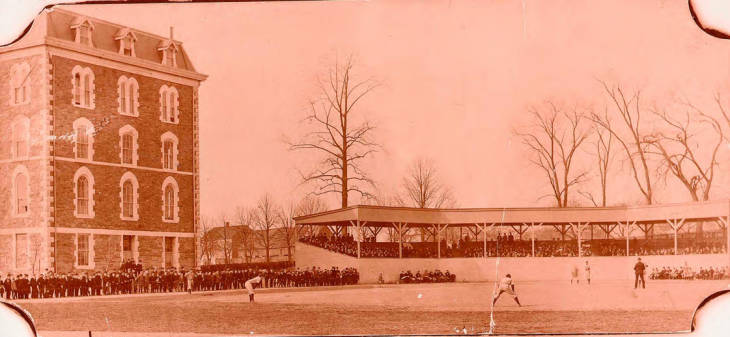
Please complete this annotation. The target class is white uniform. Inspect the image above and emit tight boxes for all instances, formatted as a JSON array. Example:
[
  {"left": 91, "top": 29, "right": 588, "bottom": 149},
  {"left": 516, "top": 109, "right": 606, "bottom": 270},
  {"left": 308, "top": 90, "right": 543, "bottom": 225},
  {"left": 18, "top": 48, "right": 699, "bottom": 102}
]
[
  {"left": 496, "top": 276, "right": 515, "bottom": 296},
  {"left": 245, "top": 276, "right": 262, "bottom": 295}
]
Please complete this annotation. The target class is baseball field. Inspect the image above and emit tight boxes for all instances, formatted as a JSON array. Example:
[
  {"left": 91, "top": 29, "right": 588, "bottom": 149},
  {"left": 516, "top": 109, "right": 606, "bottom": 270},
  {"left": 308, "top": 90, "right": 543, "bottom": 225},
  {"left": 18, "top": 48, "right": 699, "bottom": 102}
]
[{"left": 19, "top": 279, "right": 727, "bottom": 336}]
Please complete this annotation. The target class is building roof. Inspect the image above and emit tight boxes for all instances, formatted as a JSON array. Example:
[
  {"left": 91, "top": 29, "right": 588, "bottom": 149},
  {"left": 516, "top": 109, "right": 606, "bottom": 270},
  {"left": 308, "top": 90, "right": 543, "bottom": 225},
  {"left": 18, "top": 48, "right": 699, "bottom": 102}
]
[
  {"left": 204, "top": 225, "right": 290, "bottom": 248},
  {"left": 293, "top": 200, "right": 730, "bottom": 227},
  {"left": 46, "top": 8, "right": 197, "bottom": 71},
  {"left": 0, "top": 8, "right": 206, "bottom": 82}
]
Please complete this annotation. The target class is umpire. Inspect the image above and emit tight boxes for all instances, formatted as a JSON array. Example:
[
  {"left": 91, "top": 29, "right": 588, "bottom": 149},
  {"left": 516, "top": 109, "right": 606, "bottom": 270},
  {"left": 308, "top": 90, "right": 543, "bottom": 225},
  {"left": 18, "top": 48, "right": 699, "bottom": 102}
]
[{"left": 634, "top": 257, "right": 647, "bottom": 289}]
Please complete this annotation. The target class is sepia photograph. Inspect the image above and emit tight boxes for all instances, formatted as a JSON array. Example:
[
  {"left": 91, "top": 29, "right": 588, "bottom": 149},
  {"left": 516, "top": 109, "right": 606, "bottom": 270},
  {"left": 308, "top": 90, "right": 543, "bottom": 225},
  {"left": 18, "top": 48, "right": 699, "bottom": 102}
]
[{"left": 0, "top": 0, "right": 730, "bottom": 336}]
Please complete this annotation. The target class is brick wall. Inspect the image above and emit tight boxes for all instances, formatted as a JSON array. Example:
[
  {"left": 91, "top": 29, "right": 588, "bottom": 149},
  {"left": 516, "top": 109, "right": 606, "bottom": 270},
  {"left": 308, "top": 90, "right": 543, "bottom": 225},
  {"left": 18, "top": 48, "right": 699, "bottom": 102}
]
[
  {"left": 0, "top": 235, "right": 12, "bottom": 270},
  {"left": 55, "top": 233, "right": 75, "bottom": 273},
  {"left": 139, "top": 235, "right": 163, "bottom": 267},
  {"left": 178, "top": 237, "right": 195, "bottom": 268},
  {"left": 0, "top": 53, "right": 48, "bottom": 229},
  {"left": 51, "top": 56, "right": 194, "bottom": 170},
  {"left": 92, "top": 234, "right": 122, "bottom": 271},
  {"left": 50, "top": 56, "right": 195, "bottom": 234}
]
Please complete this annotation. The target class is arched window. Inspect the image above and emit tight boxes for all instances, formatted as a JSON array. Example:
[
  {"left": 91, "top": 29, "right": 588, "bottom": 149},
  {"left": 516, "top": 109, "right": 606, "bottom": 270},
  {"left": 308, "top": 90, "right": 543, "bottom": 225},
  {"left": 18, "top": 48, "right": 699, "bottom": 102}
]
[
  {"left": 119, "top": 172, "right": 139, "bottom": 221},
  {"left": 159, "top": 85, "right": 179, "bottom": 124},
  {"left": 164, "top": 185, "right": 175, "bottom": 220},
  {"left": 15, "top": 173, "right": 28, "bottom": 215},
  {"left": 9, "top": 62, "right": 31, "bottom": 105},
  {"left": 73, "top": 166, "right": 95, "bottom": 218},
  {"left": 160, "top": 132, "right": 179, "bottom": 171},
  {"left": 73, "top": 118, "right": 94, "bottom": 161},
  {"left": 11, "top": 115, "right": 30, "bottom": 159},
  {"left": 118, "top": 125, "right": 139, "bottom": 166},
  {"left": 11, "top": 165, "right": 30, "bottom": 217},
  {"left": 71, "top": 66, "right": 95, "bottom": 109},
  {"left": 123, "top": 181, "right": 134, "bottom": 217},
  {"left": 161, "top": 176, "right": 180, "bottom": 223},
  {"left": 77, "top": 176, "right": 89, "bottom": 215},
  {"left": 117, "top": 76, "right": 139, "bottom": 116}
]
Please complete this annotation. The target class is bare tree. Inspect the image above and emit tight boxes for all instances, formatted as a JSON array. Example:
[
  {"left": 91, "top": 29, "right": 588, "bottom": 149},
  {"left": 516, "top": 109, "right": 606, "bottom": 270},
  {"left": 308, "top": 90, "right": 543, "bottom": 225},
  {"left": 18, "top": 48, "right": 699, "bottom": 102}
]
[
  {"left": 219, "top": 213, "right": 234, "bottom": 265},
  {"left": 580, "top": 116, "right": 614, "bottom": 207},
  {"left": 234, "top": 207, "right": 256, "bottom": 263},
  {"left": 252, "top": 194, "right": 279, "bottom": 263},
  {"left": 294, "top": 195, "right": 330, "bottom": 238},
  {"left": 278, "top": 203, "right": 298, "bottom": 262},
  {"left": 364, "top": 188, "right": 406, "bottom": 207},
  {"left": 197, "top": 216, "right": 217, "bottom": 265},
  {"left": 590, "top": 82, "right": 654, "bottom": 204},
  {"left": 516, "top": 102, "right": 590, "bottom": 207},
  {"left": 643, "top": 99, "right": 725, "bottom": 237},
  {"left": 288, "top": 57, "right": 379, "bottom": 208},
  {"left": 401, "top": 157, "right": 457, "bottom": 208}
]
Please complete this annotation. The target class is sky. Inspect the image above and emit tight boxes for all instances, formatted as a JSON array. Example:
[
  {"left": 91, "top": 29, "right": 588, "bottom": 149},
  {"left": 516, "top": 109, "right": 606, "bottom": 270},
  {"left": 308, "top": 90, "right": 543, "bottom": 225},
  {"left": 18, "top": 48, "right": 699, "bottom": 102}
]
[{"left": 57, "top": 0, "right": 730, "bottom": 218}]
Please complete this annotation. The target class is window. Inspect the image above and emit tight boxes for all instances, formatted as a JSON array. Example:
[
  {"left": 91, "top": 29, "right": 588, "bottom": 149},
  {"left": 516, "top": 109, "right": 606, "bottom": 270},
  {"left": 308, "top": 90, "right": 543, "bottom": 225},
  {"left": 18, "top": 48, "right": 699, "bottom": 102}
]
[
  {"left": 122, "top": 235, "right": 136, "bottom": 262},
  {"left": 123, "top": 181, "right": 134, "bottom": 218},
  {"left": 117, "top": 76, "right": 139, "bottom": 116},
  {"left": 71, "top": 16, "right": 94, "bottom": 47},
  {"left": 122, "top": 134, "right": 133, "bottom": 163},
  {"left": 115, "top": 28, "right": 137, "bottom": 57},
  {"left": 9, "top": 62, "right": 30, "bottom": 105},
  {"left": 164, "top": 185, "right": 175, "bottom": 220},
  {"left": 165, "top": 50, "right": 175, "bottom": 66},
  {"left": 71, "top": 66, "right": 95, "bottom": 109},
  {"left": 119, "top": 172, "right": 139, "bottom": 221},
  {"left": 163, "top": 141, "right": 174, "bottom": 169},
  {"left": 161, "top": 176, "right": 180, "bottom": 223},
  {"left": 159, "top": 85, "right": 179, "bottom": 123},
  {"left": 160, "top": 132, "right": 179, "bottom": 171},
  {"left": 73, "top": 118, "right": 95, "bottom": 161},
  {"left": 15, "top": 234, "right": 28, "bottom": 269},
  {"left": 73, "top": 166, "right": 95, "bottom": 218},
  {"left": 118, "top": 125, "right": 139, "bottom": 166},
  {"left": 158, "top": 39, "right": 178, "bottom": 67},
  {"left": 11, "top": 115, "right": 29, "bottom": 159},
  {"left": 77, "top": 176, "right": 89, "bottom": 215},
  {"left": 163, "top": 237, "right": 179, "bottom": 268},
  {"left": 77, "top": 234, "right": 90, "bottom": 267},
  {"left": 11, "top": 165, "right": 30, "bottom": 217},
  {"left": 77, "top": 126, "right": 88, "bottom": 159}
]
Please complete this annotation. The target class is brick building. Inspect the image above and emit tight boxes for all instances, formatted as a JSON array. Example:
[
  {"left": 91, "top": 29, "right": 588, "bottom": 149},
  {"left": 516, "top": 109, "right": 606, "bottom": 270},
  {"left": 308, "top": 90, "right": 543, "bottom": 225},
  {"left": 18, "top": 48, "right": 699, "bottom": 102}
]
[
  {"left": 0, "top": 8, "right": 206, "bottom": 274},
  {"left": 201, "top": 225, "right": 293, "bottom": 265}
]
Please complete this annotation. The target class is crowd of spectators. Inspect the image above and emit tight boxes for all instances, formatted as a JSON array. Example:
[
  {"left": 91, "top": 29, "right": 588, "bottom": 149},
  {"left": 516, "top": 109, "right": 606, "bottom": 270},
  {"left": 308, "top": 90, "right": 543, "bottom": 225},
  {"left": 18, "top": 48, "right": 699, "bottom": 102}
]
[
  {"left": 0, "top": 261, "right": 358, "bottom": 300},
  {"left": 300, "top": 232, "right": 726, "bottom": 258},
  {"left": 650, "top": 265, "right": 728, "bottom": 280},
  {"left": 399, "top": 269, "right": 456, "bottom": 283}
]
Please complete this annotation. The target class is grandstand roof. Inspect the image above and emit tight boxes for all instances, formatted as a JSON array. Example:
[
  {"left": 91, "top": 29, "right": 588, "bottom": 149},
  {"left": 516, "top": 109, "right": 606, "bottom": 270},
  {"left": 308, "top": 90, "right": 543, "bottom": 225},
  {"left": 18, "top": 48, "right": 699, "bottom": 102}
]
[{"left": 293, "top": 200, "right": 730, "bottom": 228}]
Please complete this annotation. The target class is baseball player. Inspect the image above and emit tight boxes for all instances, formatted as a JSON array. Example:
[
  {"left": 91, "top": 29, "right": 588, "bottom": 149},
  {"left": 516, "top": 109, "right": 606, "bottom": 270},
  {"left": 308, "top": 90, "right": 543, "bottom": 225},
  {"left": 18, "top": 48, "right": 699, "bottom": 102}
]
[
  {"left": 245, "top": 275, "right": 262, "bottom": 302},
  {"left": 492, "top": 274, "right": 521, "bottom": 307}
]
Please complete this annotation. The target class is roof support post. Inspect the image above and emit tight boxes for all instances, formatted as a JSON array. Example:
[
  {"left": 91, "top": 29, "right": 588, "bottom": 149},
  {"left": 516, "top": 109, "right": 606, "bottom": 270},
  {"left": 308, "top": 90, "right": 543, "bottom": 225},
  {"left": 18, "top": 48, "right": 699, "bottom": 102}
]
[
  {"left": 621, "top": 221, "right": 636, "bottom": 256},
  {"left": 482, "top": 223, "right": 487, "bottom": 258},
  {"left": 524, "top": 222, "right": 542, "bottom": 257},
  {"left": 570, "top": 222, "right": 590, "bottom": 258},
  {"left": 434, "top": 224, "right": 441, "bottom": 259},
  {"left": 350, "top": 220, "right": 361, "bottom": 259},
  {"left": 667, "top": 218, "right": 686, "bottom": 256},
  {"left": 393, "top": 222, "right": 408, "bottom": 259}
]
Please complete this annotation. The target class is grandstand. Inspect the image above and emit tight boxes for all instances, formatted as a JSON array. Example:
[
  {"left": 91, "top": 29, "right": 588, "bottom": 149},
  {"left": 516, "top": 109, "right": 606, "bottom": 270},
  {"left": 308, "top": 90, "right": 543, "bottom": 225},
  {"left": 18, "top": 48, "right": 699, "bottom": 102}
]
[{"left": 293, "top": 200, "right": 730, "bottom": 283}]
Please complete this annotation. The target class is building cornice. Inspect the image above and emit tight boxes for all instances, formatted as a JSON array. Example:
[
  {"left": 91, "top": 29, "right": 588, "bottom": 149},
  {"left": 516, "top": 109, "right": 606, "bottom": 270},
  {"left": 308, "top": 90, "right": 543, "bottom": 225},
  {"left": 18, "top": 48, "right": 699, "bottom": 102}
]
[{"left": 45, "top": 37, "right": 207, "bottom": 83}]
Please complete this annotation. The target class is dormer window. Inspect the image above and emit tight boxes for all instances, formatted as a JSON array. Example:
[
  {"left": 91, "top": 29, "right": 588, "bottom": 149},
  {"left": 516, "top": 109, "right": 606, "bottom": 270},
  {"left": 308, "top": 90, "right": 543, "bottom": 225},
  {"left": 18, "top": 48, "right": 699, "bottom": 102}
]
[
  {"left": 158, "top": 27, "right": 179, "bottom": 68},
  {"left": 114, "top": 27, "right": 137, "bottom": 57},
  {"left": 71, "top": 16, "right": 95, "bottom": 47}
]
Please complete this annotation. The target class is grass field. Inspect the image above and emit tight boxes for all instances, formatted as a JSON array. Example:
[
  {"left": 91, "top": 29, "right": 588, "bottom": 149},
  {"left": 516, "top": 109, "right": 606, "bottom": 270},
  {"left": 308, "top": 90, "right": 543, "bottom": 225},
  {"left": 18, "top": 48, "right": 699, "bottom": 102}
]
[{"left": 19, "top": 280, "right": 729, "bottom": 336}]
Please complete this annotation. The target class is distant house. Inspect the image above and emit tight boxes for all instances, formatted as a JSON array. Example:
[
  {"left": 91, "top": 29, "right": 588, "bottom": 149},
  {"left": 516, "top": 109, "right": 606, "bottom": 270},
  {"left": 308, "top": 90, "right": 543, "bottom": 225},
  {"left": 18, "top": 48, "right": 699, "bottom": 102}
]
[{"left": 200, "top": 225, "right": 292, "bottom": 265}]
